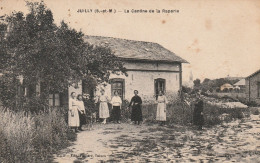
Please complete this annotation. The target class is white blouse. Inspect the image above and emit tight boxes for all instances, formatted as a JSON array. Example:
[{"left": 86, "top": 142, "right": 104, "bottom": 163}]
[
  {"left": 69, "top": 98, "right": 78, "bottom": 111},
  {"left": 111, "top": 96, "right": 122, "bottom": 106},
  {"left": 77, "top": 100, "right": 85, "bottom": 111},
  {"left": 157, "top": 95, "right": 168, "bottom": 104}
]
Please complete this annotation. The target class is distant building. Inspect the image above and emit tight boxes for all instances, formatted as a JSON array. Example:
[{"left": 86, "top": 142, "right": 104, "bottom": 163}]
[
  {"left": 220, "top": 83, "right": 233, "bottom": 91},
  {"left": 234, "top": 79, "right": 245, "bottom": 92},
  {"left": 245, "top": 69, "right": 260, "bottom": 104}
]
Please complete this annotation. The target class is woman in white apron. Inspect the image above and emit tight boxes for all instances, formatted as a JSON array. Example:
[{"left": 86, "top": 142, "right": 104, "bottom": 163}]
[
  {"left": 98, "top": 90, "right": 110, "bottom": 124},
  {"left": 68, "top": 92, "right": 80, "bottom": 132},
  {"left": 156, "top": 90, "right": 168, "bottom": 126}
]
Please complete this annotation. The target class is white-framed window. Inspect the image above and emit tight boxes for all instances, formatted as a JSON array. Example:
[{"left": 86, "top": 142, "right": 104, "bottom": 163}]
[
  {"left": 49, "top": 93, "right": 60, "bottom": 106},
  {"left": 110, "top": 78, "right": 125, "bottom": 100},
  {"left": 154, "top": 78, "right": 166, "bottom": 97}
]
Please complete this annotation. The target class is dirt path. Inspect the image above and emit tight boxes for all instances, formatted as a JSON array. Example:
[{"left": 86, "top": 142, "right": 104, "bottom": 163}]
[{"left": 54, "top": 114, "right": 260, "bottom": 163}]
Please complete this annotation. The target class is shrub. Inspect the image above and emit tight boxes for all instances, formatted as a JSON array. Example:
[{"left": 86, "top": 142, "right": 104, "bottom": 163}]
[
  {"left": 0, "top": 107, "right": 75, "bottom": 162},
  {"left": 121, "top": 99, "right": 250, "bottom": 127},
  {"left": 203, "top": 103, "right": 250, "bottom": 126}
]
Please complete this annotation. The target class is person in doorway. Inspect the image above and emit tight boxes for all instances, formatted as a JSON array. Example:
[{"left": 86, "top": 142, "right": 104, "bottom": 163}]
[
  {"left": 97, "top": 89, "right": 110, "bottom": 124},
  {"left": 156, "top": 90, "right": 168, "bottom": 126},
  {"left": 193, "top": 91, "right": 204, "bottom": 130},
  {"left": 83, "top": 93, "right": 96, "bottom": 122},
  {"left": 68, "top": 92, "right": 80, "bottom": 132},
  {"left": 128, "top": 90, "right": 143, "bottom": 125},
  {"left": 111, "top": 91, "right": 122, "bottom": 123},
  {"left": 77, "top": 94, "right": 86, "bottom": 131}
]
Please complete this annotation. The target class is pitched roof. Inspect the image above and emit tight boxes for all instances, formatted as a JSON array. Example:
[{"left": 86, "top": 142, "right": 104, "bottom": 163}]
[
  {"left": 234, "top": 79, "right": 245, "bottom": 86},
  {"left": 221, "top": 83, "right": 233, "bottom": 87},
  {"left": 84, "top": 36, "right": 188, "bottom": 63},
  {"left": 246, "top": 69, "right": 260, "bottom": 79}
]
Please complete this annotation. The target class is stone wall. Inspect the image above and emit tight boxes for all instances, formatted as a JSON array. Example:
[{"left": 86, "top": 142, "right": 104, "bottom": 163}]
[
  {"left": 66, "top": 62, "right": 182, "bottom": 104},
  {"left": 97, "top": 62, "right": 181, "bottom": 102},
  {"left": 246, "top": 72, "right": 260, "bottom": 104}
]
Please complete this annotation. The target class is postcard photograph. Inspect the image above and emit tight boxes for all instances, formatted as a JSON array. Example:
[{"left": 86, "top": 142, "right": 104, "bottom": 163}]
[{"left": 0, "top": 0, "right": 260, "bottom": 162}]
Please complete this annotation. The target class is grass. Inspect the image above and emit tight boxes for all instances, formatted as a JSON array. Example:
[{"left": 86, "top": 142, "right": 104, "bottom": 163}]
[
  {"left": 120, "top": 98, "right": 251, "bottom": 127},
  {"left": 0, "top": 107, "right": 76, "bottom": 163}
]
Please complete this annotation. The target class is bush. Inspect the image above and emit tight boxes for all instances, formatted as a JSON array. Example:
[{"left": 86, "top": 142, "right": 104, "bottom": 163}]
[
  {"left": 245, "top": 101, "right": 259, "bottom": 107},
  {"left": 0, "top": 107, "right": 75, "bottom": 162},
  {"left": 120, "top": 98, "right": 250, "bottom": 127},
  {"left": 203, "top": 103, "right": 250, "bottom": 126}
]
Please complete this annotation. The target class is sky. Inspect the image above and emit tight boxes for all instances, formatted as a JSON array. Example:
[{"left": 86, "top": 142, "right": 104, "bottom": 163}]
[{"left": 1, "top": 0, "right": 260, "bottom": 83}]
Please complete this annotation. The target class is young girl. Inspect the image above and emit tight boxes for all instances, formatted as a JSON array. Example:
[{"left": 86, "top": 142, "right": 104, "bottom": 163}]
[{"left": 111, "top": 91, "right": 122, "bottom": 123}]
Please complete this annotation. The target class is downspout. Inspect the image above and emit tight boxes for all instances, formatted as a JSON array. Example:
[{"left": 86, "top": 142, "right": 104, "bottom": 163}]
[{"left": 179, "top": 63, "right": 182, "bottom": 92}]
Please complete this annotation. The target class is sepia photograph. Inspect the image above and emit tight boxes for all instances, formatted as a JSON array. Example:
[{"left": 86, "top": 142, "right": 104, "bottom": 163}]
[{"left": 0, "top": 0, "right": 260, "bottom": 162}]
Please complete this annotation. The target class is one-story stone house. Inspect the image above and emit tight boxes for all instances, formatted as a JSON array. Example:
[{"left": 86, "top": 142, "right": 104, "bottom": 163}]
[
  {"left": 78, "top": 36, "right": 188, "bottom": 103},
  {"left": 245, "top": 69, "right": 260, "bottom": 105},
  {"left": 16, "top": 36, "right": 188, "bottom": 107}
]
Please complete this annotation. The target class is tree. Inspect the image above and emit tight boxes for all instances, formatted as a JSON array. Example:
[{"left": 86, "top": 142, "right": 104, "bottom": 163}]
[
  {"left": 193, "top": 78, "right": 201, "bottom": 88},
  {"left": 0, "top": 1, "right": 126, "bottom": 111},
  {"left": 202, "top": 78, "right": 210, "bottom": 84}
]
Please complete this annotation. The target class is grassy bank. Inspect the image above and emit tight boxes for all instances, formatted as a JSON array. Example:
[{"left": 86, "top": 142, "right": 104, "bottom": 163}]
[{"left": 0, "top": 107, "right": 76, "bottom": 163}]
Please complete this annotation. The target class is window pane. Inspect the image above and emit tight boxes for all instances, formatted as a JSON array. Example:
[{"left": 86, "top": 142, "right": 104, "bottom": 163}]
[
  {"left": 54, "top": 93, "right": 60, "bottom": 106},
  {"left": 49, "top": 99, "right": 53, "bottom": 106},
  {"left": 55, "top": 93, "right": 59, "bottom": 98},
  {"left": 49, "top": 94, "right": 53, "bottom": 106},
  {"left": 155, "top": 79, "right": 166, "bottom": 95},
  {"left": 111, "top": 80, "right": 124, "bottom": 99}
]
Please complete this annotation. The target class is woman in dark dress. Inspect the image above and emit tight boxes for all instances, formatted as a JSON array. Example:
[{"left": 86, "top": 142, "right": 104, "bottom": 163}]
[
  {"left": 128, "top": 90, "right": 143, "bottom": 125},
  {"left": 193, "top": 92, "right": 204, "bottom": 130}
]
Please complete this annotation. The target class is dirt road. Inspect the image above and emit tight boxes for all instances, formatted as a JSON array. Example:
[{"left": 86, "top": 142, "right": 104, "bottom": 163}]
[{"left": 54, "top": 114, "right": 260, "bottom": 163}]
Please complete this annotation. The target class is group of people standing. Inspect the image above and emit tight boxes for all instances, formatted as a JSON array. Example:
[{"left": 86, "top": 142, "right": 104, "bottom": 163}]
[
  {"left": 68, "top": 89, "right": 204, "bottom": 132},
  {"left": 68, "top": 89, "right": 170, "bottom": 132}
]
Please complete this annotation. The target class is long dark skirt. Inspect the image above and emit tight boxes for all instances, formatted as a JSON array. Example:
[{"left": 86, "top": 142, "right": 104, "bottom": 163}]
[
  {"left": 78, "top": 111, "right": 86, "bottom": 127},
  {"left": 111, "top": 106, "right": 121, "bottom": 122},
  {"left": 131, "top": 105, "right": 143, "bottom": 121},
  {"left": 193, "top": 113, "right": 204, "bottom": 126}
]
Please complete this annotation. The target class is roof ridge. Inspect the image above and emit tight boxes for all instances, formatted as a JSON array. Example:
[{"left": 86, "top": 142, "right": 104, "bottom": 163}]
[
  {"left": 246, "top": 69, "right": 260, "bottom": 79},
  {"left": 84, "top": 35, "right": 160, "bottom": 44},
  {"left": 84, "top": 35, "right": 189, "bottom": 63}
]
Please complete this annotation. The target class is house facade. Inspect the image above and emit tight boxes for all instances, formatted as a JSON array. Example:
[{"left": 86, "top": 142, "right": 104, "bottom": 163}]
[
  {"left": 245, "top": 69, "right": 260, "bottom": 104},
  {"left": 66, "top": 36, "right": 188, "bottom": 104},
  {"left": 234, "top": 79, "right": 245, "bottom": 92},
  {"left": 220, "top": 83, "right": 233, "bottom": 91}
]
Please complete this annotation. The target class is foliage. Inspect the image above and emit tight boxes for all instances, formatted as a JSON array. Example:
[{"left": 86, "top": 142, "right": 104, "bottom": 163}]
[
  {"left": 193, "top": 78, "right": 201, "bottom": 89},
  {"left": 0, "top": 1, "right": 126, "bottom": 110},
  {"left": 0, "top": 106, "right": 75, "bottom": 162},
  {"left": 182, "top": 86, "right": 192, "bottom": 94},
  {"left": 118, "top": 93, "right": 250, "bottom": 126},
  {"left": 0, "top": 74, "right": 18, "bottom": 110},
  {"left": 192, "top": 77, "right": 240, "bottom": 93}
]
